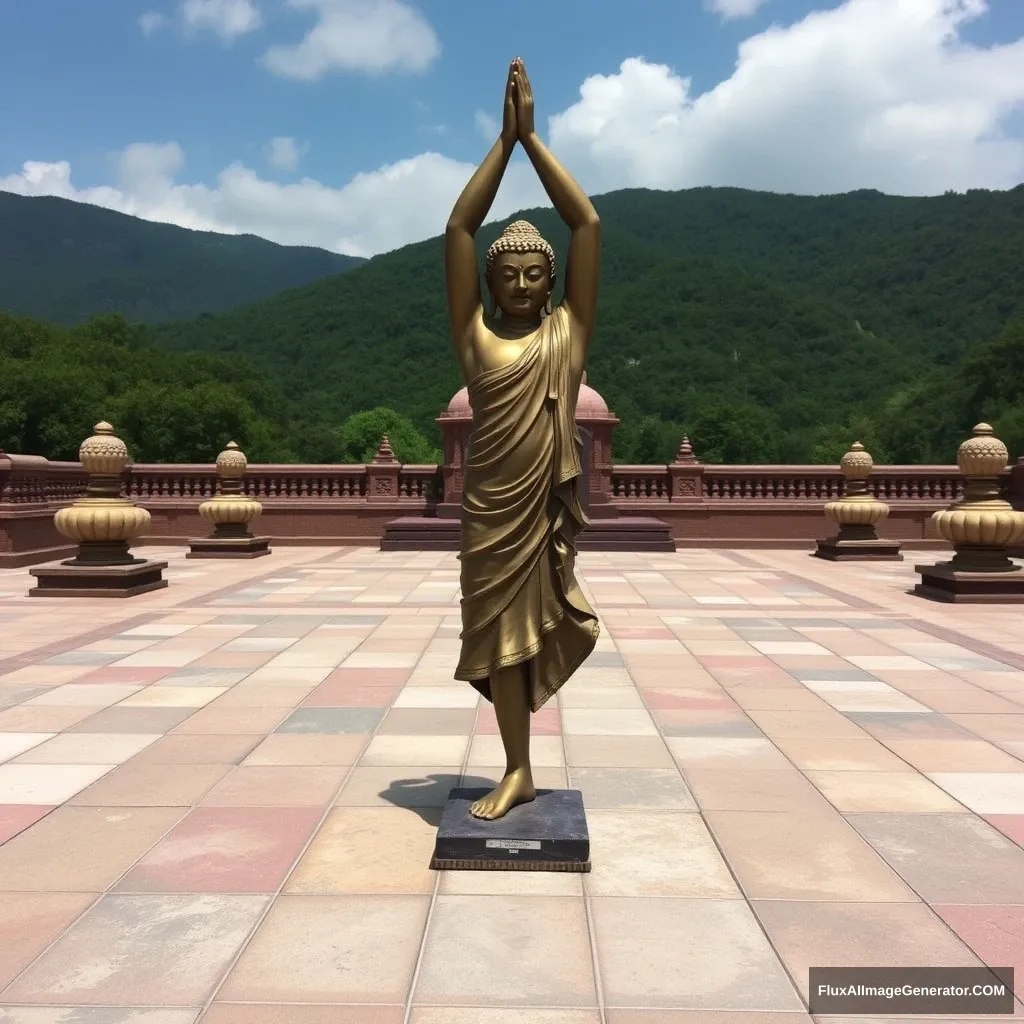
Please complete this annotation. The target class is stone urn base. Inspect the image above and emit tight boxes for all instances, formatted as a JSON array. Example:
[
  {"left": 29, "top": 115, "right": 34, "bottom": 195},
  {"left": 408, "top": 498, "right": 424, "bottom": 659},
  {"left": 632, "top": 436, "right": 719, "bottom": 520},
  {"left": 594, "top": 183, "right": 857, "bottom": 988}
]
[
  {"left": 914, "top": 561, "right": 1024, "bottom": 603},
  {"left": 814, "top": 534, "right": 904, "bottom": 561},
  {"left": 186, "top": 535, "right": 271, "bottom": 559},
  {"left": 28, "top": 559, "right": 168, "bottom": 598}
]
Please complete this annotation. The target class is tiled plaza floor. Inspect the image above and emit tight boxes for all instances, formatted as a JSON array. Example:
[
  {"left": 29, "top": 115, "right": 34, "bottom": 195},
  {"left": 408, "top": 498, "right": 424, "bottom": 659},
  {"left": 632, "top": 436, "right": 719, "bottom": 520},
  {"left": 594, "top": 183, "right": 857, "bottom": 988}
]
[{"left": 0, "top": 544, "right": 1023, "bottom": 1023}]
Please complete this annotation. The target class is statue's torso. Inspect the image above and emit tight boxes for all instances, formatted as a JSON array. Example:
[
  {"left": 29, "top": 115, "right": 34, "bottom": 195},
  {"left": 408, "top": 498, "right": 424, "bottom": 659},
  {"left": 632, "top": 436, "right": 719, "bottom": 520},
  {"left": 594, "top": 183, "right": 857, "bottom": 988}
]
[{"left": 459, "top": 317, "right": 541, "bottom": 384}]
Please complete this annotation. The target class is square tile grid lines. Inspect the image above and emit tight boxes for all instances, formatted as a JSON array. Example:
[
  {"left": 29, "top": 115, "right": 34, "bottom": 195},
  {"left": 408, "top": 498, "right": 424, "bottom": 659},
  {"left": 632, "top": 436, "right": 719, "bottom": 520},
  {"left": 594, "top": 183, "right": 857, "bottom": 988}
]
[{"left": 0, "top": 544, "right": 1023, "bottom": 1023}]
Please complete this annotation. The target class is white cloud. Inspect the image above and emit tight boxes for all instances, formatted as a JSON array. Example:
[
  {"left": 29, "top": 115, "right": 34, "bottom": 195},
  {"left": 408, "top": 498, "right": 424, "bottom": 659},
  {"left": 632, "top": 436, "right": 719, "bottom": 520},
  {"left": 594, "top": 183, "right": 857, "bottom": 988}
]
[
  {"left": 9, "top": 0, "right": 1024, "bottom": 258},
  {"left": 138, "top": 11, "right": 169, "bottom": 36},
  {"left": 474, "top": 110, "right": 500, "bottom": 141},
  {"left": 705, "top": 0, "right": 768, "bottom": 20},
  {"left": 262, "top": 0, "right": 440, "bottom": 79},
  {"left": 0, "top": 144, "right": 543, "bottom": 259},
  {"left": 180, "top": 0, "right": 262, "bottom": 40},
  {"left": 550, "top": 0, "right": 1024, "bottom": 197},
  {"left": 266, "top": 136, "right": 307, "bottom": 171}
]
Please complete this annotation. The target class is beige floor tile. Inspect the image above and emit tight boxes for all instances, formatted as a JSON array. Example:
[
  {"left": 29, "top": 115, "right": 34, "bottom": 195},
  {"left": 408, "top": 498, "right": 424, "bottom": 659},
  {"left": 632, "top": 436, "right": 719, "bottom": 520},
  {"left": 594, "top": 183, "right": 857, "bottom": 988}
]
[
  {"left": 807, "top": 770, "right": 967, "bottom": 812},
  {"left": 591, "top": 897, "right": 802, "bottom": 1010},
  {"left": 219, "top": 894, "right": 428, "bottom": 1001},
  {"left": 206, "top": 1007, "right": 404, "bottom": 1024},
  {"left": 285, "top": 806, "right": 438, "bottom": 894},
  {"left": 69, "top": 763, "right": 231, "bottom": 806},
  {"left": 586, "top": 810, "right": 739, "bottom": 897},
  {"left": 3, "top": 893, "right": 267, "bottom": 1005},
  {"left": 414, "top": 895, "right": 596, "bottom": 1006},
  {"left": 564, "top": 735, "right": 675, "bottom": 768},
  {"left": 683, "top": 767, "right": 831, "bottom": 812},
  {"left": 361, "top": 735, "right": 469, "bottom": 766},
  {"left": 14, "top": 732, "right": 160, "bottom": 764},
  {"left": 705, "top": 810, "right": 918, "bottom": 901}
]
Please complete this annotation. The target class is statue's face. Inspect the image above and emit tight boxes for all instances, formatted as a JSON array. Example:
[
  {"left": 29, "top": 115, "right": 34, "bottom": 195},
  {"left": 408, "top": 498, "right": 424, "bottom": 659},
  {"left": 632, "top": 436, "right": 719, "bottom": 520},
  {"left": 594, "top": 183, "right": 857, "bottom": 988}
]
[{"left": 489, "top": 251, "right": 552, "bottom": 319}]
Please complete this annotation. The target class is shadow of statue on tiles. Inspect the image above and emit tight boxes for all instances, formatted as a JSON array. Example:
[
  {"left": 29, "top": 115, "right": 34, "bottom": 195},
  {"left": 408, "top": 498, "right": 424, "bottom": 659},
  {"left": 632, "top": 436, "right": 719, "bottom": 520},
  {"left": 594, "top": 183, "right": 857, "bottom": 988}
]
[{"left": 378, "top": 772, "right": 497, "bottom": 825}]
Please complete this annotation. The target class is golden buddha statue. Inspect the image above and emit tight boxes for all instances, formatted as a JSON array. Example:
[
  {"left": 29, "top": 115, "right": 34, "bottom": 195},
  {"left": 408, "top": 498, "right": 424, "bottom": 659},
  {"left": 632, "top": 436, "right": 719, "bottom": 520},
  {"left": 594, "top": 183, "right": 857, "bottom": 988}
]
[{"left": 444, "top": 57, "right": 601, "bottom": 820}]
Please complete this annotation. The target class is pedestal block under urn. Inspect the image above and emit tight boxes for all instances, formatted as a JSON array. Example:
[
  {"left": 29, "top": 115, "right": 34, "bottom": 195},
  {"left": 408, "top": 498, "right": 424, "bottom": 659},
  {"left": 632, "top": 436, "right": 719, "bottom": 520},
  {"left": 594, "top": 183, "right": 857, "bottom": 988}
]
[
  {"left": 814, "top": 441, "right": 902, "bottom": 561},
  {"left": 187, "top": 442, "right": 270, "bottom": 559},
  {"left": 915, "top": 423, "right": 1024, "bottom": 603},
  {"left": 29, "top": 422, "right": 167, "bottom": 598}
]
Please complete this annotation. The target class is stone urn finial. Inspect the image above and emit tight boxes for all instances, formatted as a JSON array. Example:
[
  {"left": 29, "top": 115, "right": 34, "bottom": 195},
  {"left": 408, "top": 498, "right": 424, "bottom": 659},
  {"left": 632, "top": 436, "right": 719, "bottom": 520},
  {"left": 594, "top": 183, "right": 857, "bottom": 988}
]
[
  {"left": 215, "top": 440, "right": 247, "bottom": 480},
  {"left": 52, "top": 421, "right": 150, "bottom": 565},
  {"left": 674, "top": 435, "right": 698, "bottom": 465},
  {"left": 816, "top": 440, "right": 901, "bottom": 561},
  {"left": 193, "top": 441, "right": 267, "bottom": 555},
  {"left": 927, "top": 423, "right": 1024, "bottom": 571},
  {"left": 374, "top": 435, "right": 398, "bottom": 464}
]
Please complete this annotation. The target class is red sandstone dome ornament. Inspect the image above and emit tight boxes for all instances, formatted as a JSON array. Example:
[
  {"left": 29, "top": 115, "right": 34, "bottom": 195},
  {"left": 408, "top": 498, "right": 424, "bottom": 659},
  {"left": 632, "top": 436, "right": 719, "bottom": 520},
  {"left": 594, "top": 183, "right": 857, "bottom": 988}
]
[{"left": 442, "top": 370, "right": 610, "bottom": 421}]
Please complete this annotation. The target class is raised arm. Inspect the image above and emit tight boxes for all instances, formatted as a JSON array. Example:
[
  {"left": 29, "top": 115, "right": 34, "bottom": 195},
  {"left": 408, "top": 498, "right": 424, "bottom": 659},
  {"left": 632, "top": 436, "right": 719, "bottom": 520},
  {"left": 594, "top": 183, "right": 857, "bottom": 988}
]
[
  {"left": 514, "top": 60, "right": 600, "bottom": 349},
  {"left": 445, "top": 64, "right": 518, "bottom": 349}
]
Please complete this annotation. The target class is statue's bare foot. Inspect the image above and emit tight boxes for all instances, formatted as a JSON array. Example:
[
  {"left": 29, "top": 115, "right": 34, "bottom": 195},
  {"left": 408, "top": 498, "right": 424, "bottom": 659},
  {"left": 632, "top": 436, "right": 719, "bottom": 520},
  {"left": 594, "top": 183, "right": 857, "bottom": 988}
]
[{"left": 470, "top": 768, "right": 536, "bottom": 820}]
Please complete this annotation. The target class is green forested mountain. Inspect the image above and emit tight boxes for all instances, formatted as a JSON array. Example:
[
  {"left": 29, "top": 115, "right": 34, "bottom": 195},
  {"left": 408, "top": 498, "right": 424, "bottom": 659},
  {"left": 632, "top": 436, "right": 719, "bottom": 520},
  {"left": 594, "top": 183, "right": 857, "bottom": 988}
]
[
  {"left": 0, "top": 191, "right": 364, "bottom": 325},
  {"left": 2, "top": 185, "right": 1023, "bottom": 464},
  {"left": 149, "top": 185, "right": 1024, "bottom": 463}
]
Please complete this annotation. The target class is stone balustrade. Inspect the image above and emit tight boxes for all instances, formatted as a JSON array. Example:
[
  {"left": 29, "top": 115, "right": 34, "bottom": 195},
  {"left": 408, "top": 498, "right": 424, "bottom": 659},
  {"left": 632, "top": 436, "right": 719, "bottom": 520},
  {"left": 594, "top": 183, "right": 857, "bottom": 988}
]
[{"left": 3, "top": 448, "right": 1019, "bottom": 568}]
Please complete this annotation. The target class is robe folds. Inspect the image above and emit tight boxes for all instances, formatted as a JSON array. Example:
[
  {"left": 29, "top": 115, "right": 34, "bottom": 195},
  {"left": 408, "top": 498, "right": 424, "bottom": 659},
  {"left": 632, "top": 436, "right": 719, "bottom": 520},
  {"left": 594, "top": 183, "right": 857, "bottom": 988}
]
[{"left": 454, "top": 305, "right": 600, "bottom": 712}]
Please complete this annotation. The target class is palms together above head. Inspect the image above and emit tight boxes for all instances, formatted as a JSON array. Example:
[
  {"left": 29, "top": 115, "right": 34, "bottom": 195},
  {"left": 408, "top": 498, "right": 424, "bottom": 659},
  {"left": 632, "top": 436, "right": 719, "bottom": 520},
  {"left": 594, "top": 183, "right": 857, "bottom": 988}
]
[
  {"left": 511, "top": 58, "right": 535, "bottom": 138},
  {"left": 501, "top": 62, "right": 517, "bottom": 141}
]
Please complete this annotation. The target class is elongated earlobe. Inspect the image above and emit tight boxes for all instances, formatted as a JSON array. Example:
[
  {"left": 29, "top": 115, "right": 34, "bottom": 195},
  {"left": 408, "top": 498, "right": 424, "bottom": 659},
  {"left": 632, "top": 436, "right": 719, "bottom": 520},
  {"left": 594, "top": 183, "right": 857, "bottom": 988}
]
[{"left": 543, "top": 294, "right": 552, "bottom": 317}]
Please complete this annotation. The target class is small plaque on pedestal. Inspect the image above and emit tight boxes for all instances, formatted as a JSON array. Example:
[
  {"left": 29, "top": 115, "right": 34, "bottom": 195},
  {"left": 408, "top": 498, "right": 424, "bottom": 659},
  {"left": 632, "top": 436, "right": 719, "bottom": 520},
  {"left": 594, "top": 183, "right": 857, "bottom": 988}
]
[
  {"left": 430, "top": 788, "right": 590, "bottom": 872},
  {"left": 29, "top": 559, "right": 168, "bottom": 598},
  {"left": 186, "top": 536, "right": 271, "bottom": 559}
]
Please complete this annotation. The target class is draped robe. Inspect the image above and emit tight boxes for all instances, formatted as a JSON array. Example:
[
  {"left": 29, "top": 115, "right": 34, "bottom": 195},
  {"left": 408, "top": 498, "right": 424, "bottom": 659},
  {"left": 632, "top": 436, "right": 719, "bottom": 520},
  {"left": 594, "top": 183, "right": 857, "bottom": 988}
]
[{"left": 454, "top": 304, "right": 600, "bottom": 712}]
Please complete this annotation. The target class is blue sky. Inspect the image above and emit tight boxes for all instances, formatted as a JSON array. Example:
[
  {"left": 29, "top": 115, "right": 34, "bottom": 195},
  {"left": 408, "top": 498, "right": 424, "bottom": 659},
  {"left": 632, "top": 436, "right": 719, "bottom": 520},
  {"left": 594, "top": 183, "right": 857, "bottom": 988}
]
[{"left": 2, "top": 0, "right": 1023, "bottom": 256}]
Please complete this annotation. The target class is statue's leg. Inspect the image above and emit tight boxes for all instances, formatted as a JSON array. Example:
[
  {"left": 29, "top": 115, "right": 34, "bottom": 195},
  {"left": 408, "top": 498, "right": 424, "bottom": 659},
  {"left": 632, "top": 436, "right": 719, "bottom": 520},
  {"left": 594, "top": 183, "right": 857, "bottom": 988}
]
[{"left": 469, "top": 661, "right": 537, "bottom": 820}]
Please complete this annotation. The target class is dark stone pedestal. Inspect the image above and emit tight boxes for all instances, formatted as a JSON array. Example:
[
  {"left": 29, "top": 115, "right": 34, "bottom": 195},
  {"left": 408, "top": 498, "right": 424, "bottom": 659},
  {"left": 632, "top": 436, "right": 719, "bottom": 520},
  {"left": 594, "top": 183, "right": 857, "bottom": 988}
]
[
  {"left": 578, "top": 516, "right": 675, "bottom": 552},
  {"left": 814, "top": 536, "right": 903, "bottom": 561},
  {"left": 380, "top": 516, "right": 459, "bottom": 551},
  {"left": 186, "top": 535, "right": 271, "bottom": 559},
  {"left": 381, "top": 516, "right": 675, "bottom": 553},
  {"left": 29, "top": 559, "right": 169, "bottom": 598},
  {"left": 431, "top": 788, "right": 591, "bottom": 872},
  {"left": 914, "top": 562, "right": 1024, "bottom": 603}
]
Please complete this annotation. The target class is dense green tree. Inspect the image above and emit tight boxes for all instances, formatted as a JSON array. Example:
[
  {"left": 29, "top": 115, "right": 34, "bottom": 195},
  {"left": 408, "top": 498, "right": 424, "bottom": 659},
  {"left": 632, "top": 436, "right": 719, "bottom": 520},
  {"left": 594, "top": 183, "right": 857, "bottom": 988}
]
[
  {"left": 336, "top": 407, "right": 442, "bottom": 464},
  {"left": 686, "top": 403, "right": 781, "bottom": 463},
  {"left": 0, "top": 311, "right": 291, "bottom": 462}
]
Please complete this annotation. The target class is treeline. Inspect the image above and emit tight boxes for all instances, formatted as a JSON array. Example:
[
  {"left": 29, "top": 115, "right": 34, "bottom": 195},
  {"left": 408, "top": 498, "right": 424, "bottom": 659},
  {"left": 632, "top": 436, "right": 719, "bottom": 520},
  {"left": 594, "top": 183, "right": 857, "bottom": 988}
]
[{"left": 2, "top": 310, "right": 1021, "bottom": 467}]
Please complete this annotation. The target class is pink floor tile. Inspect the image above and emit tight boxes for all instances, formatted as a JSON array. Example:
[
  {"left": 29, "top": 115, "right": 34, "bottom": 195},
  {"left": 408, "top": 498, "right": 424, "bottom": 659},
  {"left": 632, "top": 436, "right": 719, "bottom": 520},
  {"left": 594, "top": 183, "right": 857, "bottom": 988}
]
[
  {"left": 0, "top": 803, "right": 53, "bottom": 843},
  {"left": 116, "top": 805, "right": 323, "bottom": 893},
  {"left": 932, "top": 904, "right": 1024, "bottom": 980},
  {"left": 641, "top": 688, "right": 737, "bottom": 711},
  {"left": 984, "top": 815, "right": 1024, "bottom": 849}
]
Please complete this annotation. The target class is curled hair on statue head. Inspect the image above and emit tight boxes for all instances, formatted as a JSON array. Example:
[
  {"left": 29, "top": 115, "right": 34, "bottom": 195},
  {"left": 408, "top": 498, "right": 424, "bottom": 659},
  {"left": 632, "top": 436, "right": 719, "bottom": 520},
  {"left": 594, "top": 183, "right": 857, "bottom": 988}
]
[{"left": 485, "top": 220, "right": 557, "bottom": 286}]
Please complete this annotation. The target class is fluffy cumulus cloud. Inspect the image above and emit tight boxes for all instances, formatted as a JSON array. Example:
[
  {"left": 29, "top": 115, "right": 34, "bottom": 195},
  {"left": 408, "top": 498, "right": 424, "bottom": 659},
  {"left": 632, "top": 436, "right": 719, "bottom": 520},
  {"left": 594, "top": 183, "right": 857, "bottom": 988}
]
[
  {"left": 0, "top": 144, "right": 543, "bottom": 258},
  {"left": 550, "top": 0, "right": 1024, "bottom": 196},
  {"left": 704, "top": 0, "right": 769, "bottom": 21},
  {"left": 140, "top": 0, "right": 262, "bottom": 41},
  {"left": 7, "top": 0, "right": 1024, "bottom": 256},
  {"left": 262, "top": 0, "right": 441, "bottom": 79}
]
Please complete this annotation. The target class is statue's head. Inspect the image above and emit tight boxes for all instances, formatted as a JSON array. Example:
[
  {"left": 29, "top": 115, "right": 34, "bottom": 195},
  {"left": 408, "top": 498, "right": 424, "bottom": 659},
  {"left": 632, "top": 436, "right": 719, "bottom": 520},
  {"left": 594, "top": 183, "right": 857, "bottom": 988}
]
[{"left": 485, "top": 220, "right": 556, "bottom": 320}]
